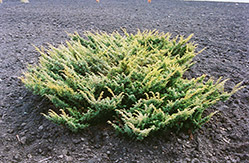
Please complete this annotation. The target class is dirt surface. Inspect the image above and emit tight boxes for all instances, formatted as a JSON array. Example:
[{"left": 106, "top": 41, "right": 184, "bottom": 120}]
[{"left": 0, "top": 0, "right": 248, "bottom": 162}]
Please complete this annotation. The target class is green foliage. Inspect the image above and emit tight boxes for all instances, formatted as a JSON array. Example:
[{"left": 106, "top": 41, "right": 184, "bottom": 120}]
[{"left": 21, "top": 29, "right": 243, "bottom": 140}]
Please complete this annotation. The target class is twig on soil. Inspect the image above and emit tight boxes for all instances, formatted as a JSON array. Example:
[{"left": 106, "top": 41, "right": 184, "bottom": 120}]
[
  {"left": 222, "top": 137, "right": 230, "bottom": 144},
  {"left": 16, "top": 135, "right": 21, "bottom": 142},
  {"left": 38, "top": 156, "right": 52, "bottom": 163}
]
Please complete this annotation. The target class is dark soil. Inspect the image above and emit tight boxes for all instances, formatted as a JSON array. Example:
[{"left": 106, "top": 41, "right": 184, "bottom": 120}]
[{"left": 0, "top": 0, "right": 248, "bottom": 162}]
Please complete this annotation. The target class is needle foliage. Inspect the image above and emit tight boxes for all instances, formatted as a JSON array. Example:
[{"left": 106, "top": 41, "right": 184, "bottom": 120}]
[{"left": 21, "top": 30, "right": 243, "bottom": 140}]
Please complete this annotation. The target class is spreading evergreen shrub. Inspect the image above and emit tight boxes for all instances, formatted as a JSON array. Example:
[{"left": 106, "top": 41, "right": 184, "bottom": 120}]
[{"left": 21, "top": 30, "right": 243, "bottom": 140}]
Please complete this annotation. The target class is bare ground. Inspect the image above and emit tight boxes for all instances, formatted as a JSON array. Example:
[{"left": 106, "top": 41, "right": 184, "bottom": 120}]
[{"left": 0, "top": 0, "right": 248, "bottom": 162}]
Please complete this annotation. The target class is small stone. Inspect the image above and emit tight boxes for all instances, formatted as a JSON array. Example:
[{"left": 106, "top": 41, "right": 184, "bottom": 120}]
[
  {"left": 7, "top": 129, "right": 14, "bottom": 134},
  {"left": 179, "top": 133, "right": 189, "bottom": 139},
  {"left": 4, "top": 146, "right": 10, "bottom": 152},
  {"left": 20, "top": 131, "right": 26, "bottom": 136},
  {"left": 47, "top": 146, "right": 53, "bottom": 151},
  {"left": 191, "top": 158, "right": 200, "bottom": 163},
  {"left": 27, "top": 154, "right": 32, "bottom": 159},
  {"left": 20, "top": 136, "right": 27, "bottom": 144},
  {"left": 21, "top": 123, "right": 27, "bottom": 127},
  {"left": 186, "top": 158, "right": 191, "bottom": 162},
  {"left": 106, "top": 151, "right": 111, "bottom": 155},
  {"left": 85, "top": 148, "right": 91, "bottom": 153},
  {"left": 58, "top": 155, "right": 64, "bottom": 159},
  {"left": 88, "top": 158, "right": 98, "bottom": 163},
  {"left": 65, "top": 156, "right": 73, "bottom": 162},
  {"left": 102, "top": 131, "right": 109, "bottom": 137},
  {"left": 95, "top": 143, "right": 102, "bottom": 148},
  {"left": 36, "top": 134, "right": 42, "bottom": 139},
  {"left": 148, "top": 150, "right": 153, "bottom": 155},
  {"left": 177, "top": 138, "right": 182, "bottom": 143},
  {"left": 38, "top": 149, "right": 42, "bottom": 153},
  {"left": 62, "top": 149, "right": 68, "bottom": 155},
  {"left": 38, "top": 125, "right": 43, "bottom": 130},
  {"left": 72, "top": 138, "right": 81, "bottom": 144},
  {"left": 13, "top": 154, "right": 21, "bottom": 161},
  {"left": 184, "top": 143, "right": 191, "bottom": 148}
]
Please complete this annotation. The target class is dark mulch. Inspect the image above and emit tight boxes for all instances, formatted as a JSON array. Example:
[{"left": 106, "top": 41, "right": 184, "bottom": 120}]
[{"left": 0, "top": 0, "right": 248, "bottom": 162}]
